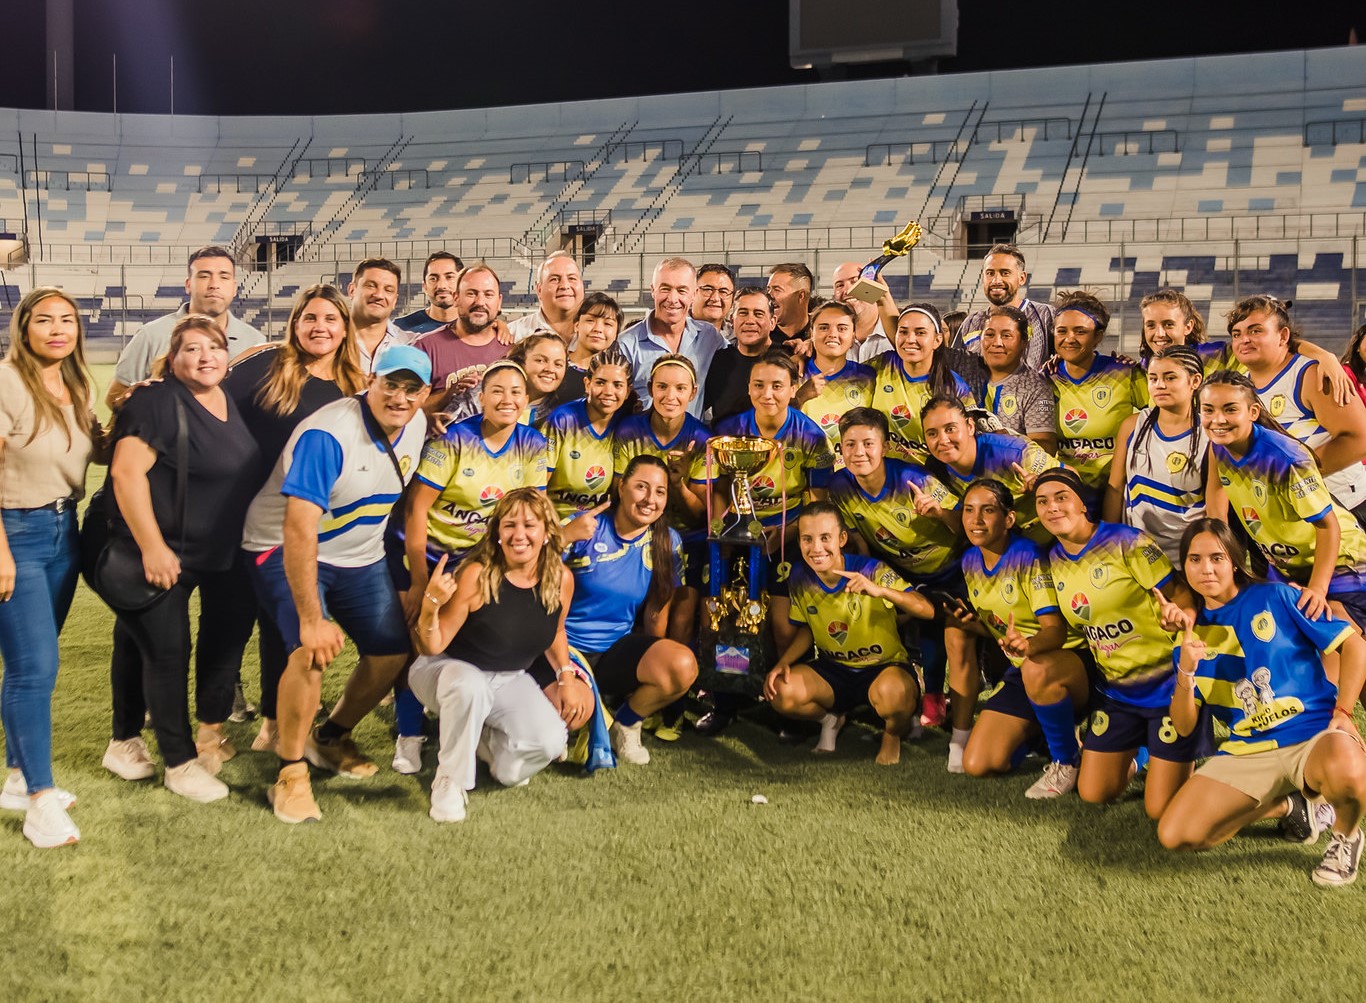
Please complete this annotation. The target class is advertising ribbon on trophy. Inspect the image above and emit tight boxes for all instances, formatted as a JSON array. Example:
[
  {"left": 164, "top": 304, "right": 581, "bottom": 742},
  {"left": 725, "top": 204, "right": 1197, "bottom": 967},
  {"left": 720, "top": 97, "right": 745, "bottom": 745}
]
[{"left": 844, "top": 219, "right": 923, "bottom": 304}]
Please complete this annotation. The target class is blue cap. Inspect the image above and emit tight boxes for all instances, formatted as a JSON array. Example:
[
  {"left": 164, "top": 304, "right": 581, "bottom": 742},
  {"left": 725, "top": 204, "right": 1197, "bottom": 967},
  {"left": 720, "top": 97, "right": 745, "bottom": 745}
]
[{"left": 373, "top": 344, "right": 432, "bottom": 385}]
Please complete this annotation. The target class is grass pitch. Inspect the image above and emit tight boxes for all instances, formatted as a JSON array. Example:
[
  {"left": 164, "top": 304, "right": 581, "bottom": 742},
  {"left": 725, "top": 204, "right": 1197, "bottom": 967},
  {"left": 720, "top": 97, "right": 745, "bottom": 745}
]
[{"left": 2, "top": 367, "right": 1364, "bottom": 1001}]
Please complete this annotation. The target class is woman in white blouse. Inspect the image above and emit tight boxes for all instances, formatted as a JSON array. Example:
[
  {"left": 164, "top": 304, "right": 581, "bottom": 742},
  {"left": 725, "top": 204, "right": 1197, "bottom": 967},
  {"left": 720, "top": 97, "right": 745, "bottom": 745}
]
[{"left": 0, "top": 288, "right": 105, "bottom": 848}]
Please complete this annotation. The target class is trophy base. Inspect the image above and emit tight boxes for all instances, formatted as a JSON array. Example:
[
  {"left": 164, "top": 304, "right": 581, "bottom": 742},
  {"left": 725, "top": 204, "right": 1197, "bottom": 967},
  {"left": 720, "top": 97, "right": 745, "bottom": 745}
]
[
  {"left": 710, "top": 518, "right": 767, "bottom": 546},
  {"left": 845, "top": 277, "right": 887, "bottom": 304}
]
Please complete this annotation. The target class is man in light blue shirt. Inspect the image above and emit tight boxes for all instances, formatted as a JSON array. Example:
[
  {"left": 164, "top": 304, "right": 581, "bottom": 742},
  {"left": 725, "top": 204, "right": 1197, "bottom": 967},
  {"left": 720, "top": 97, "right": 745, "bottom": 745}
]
[{"left": 618, "top": 256, "right": 725, "bottom": 419}]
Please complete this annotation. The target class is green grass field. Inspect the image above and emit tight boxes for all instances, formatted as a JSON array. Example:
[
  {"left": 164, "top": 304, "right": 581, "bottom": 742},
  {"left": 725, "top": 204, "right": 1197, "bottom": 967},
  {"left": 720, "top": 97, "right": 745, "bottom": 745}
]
[{"left": 3, "top": 367, "right": 1365, "bottom": 1001}]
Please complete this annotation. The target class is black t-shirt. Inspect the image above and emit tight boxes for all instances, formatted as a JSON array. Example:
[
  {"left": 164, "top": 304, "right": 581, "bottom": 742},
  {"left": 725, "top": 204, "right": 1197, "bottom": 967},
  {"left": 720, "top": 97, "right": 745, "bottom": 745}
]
[
  {"left": 224, "top": 347, "right": 347, "bottom": 491},
  {"left": 703, "top": 345, "right": 765, "bottom": 425},
  {"left": 111, "top": 378, "right": 261, "bottom": 573}
]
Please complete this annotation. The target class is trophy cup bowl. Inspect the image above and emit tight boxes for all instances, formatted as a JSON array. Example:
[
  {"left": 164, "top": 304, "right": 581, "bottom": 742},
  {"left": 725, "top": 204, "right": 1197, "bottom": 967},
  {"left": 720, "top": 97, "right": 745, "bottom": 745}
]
[{"left": 708, "top": 435, "right": 778, "bottom": 544}]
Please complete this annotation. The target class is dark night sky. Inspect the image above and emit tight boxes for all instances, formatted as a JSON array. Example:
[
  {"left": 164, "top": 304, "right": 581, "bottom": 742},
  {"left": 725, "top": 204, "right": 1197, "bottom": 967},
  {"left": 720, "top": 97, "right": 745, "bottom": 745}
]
[{"left": 0, "top": 0, "right": 1360, "bottom": 116}]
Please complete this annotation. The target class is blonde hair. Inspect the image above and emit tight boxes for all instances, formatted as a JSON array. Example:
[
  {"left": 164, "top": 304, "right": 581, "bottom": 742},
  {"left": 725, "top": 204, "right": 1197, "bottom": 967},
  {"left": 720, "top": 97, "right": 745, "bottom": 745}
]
[
  {"left": 463, "top": 488, "right": 566, "bottom": 612},
  {"left": 257, "top": 284, "right": 365, "bottom": 416},
  {"left": 3, "top": 286, "right": 97, "bottom": 446}
]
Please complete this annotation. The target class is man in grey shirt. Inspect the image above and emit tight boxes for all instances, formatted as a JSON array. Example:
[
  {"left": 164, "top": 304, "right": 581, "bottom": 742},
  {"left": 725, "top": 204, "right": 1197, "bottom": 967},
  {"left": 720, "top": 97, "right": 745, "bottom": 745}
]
[
  {"left": 106, "top": 245, "right": 265, "bottom": 408},
  {"left": 953, "top": 243, "right": 1055, "bottom": 372}
]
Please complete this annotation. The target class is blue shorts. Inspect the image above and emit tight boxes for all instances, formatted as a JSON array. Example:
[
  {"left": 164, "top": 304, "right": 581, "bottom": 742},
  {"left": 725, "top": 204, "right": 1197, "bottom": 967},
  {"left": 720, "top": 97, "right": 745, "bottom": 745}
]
[
  {"left": 1082, "top": 690, "right": 1210, "bottom": 763},
  {"left": 808, "top": 658, "right": 913, "bottom": 716},
  {"left": 247, "top": 547, "right": 410, "bottom": 659}
]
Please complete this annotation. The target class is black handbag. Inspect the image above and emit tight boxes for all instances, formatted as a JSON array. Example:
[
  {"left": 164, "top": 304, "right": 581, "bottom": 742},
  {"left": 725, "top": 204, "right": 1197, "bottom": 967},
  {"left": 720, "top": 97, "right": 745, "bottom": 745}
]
[{"left": 82, "top": 397, "right": 189, "bottom": 614}]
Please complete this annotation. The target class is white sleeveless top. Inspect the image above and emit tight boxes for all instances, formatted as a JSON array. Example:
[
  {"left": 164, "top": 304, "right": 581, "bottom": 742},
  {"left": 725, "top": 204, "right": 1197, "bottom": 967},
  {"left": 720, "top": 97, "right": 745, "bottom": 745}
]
[
  {"left": 1122, "top": 407, "right": 1207, "bottom": 562},
  {"left": 1256, "top": 354, "right": 1366, "bottom": 508}
]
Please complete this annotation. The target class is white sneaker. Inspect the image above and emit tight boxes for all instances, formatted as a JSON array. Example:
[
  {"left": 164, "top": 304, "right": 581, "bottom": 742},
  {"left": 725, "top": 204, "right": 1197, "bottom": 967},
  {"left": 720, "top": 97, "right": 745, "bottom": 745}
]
[
  {"left": 392, "top": 735, "right": 426, "bottom": 775},
  {"left": 947, "top": 741, "right": 966, "bottom": 774},
  {"left": 813, "top": 713, "right": 845, "bottom": 754},
  {"left": 164, "top": 760, "right": 229, "bottom": 803},
  {"left": 1025, "top": 761, "right": 1079, "bottom": 800},
  {"left": 1, "top": 771, "right": 76, "bottom": 812},
  {"left": 429, "top": 773, "right": 468, "bottom": 822},
  {"left": 103, "top": 737, "right": 156, "bottom": 781},
  {"left": 22, "top": 790, "right": 80, "bottom": 848},
  {"left": 609, "top": 721, "right": 650, "bottom": 765}
]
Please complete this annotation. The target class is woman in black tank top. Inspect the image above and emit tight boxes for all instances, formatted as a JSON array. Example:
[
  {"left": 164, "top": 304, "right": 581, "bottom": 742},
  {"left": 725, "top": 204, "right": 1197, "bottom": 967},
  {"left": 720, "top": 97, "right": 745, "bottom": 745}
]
[{"left": 406, "top": 489, "right": 593, "bottom": 823}]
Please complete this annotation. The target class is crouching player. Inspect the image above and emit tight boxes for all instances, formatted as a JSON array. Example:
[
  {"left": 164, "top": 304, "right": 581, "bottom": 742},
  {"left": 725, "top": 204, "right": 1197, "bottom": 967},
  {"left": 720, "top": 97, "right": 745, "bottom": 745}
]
[
  {"left": 957, "top": 479, "right": 1093, "bottom": 799},
  {"left": 242, "top": 345, "right": 430, "bottom": 823},
  {"left": 1158, "top": 519, "right": 1366, "bottom": 887},
  {"left": 763, "top": 503, "right": 936, "bottom": 764}
]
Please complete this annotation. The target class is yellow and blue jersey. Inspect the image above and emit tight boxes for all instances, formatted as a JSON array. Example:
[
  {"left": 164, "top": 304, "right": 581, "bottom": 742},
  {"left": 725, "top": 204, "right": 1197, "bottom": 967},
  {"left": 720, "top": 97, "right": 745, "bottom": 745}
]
[
  {"left": 788, "top": 554, "right": 912, "bottom": 668},
  {"left": 544, "top": 400, "right": 616, "bottom": 522},
  {"left": 1052, "top": 354, "right": 1146, "bottom": 490},
  {"left": 713, "top": 409, "right": 835, "bottom": 526},
  {"left": 1050, "top": 522, "right": 1177, "bottom": 708},
  {"left": 563, "top": 511, "right": 683, "bottom": 653},
  {"left": 1180, "top": 582, "right": 1353, "bottom": 755},
  {"left": 612, "top": 411, "right": 712, "bottom": 537},
  {"left": 1212, "top": 423, "right": 1366, "bottom": 586},
  {"left": 826, "top": 458, "right": 961, "bottom": 577},
  {"left": 799, "top": 357, "right": 876, "bottom": 463},
  {"left": 869, "top": 351, "right": 978, "bottom": 460},
  {"left": 935, "top": 431, "right": 1060, "bottom": 544},
  {"left": 414, "top": 415, "right": 550, "bottom": 557},
  {"left": 963, "top": 535, "right": 1085, "bottom": 668}
]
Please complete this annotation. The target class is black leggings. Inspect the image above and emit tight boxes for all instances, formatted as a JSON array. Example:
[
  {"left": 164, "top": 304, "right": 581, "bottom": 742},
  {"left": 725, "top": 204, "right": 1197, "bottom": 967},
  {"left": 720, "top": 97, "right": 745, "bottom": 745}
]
[{"left": 110, "top": 567, "right": 250, "bottom": 768}]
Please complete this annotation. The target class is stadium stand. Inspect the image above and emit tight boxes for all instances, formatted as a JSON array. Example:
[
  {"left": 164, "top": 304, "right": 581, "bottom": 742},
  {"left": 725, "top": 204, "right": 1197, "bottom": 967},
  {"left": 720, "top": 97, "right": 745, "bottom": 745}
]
[{"left": 1, "top": 46, "right": 1363, "bottom": 356}]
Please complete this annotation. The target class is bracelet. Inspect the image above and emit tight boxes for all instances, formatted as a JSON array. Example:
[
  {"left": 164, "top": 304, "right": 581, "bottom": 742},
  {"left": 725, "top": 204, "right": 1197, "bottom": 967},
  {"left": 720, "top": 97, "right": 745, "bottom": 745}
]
[
  {"left": 1334, "top": 707, "right": 1353, "bottom": 717},
  {"left": 423, "top": 592, "right": 441, "bottom": 605}
]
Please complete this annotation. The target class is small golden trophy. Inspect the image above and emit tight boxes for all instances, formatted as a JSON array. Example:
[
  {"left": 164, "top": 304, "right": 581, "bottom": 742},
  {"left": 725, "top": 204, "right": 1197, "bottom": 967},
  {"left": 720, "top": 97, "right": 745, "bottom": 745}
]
[{"left": 844, "top": 219, "right": 922, "bottom": 304}]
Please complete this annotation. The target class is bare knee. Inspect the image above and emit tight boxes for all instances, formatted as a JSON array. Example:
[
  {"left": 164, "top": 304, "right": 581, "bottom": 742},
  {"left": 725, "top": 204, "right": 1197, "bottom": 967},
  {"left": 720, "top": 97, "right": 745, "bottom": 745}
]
[
  {"left": 644, "top": 641, "right": 697, "bottom": 696},
  {"left": 868, "top": 675, "right": 918, "bottom": 721},
  {"left": 962, "top": 740, "right": 1009, "bottom": 778}
]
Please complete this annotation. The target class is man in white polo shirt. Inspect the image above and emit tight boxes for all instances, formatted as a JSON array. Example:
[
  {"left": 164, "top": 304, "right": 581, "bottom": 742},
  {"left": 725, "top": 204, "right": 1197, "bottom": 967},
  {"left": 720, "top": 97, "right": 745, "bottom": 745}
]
[
  {"left": 507, "top": 251, "right": 584, "bottom": 343},
  {"left": 242, "top": 344, "right": 431, "bottom": 823},
  {"left": 106, "top": 245, "right": 264, "bottom": 408}
]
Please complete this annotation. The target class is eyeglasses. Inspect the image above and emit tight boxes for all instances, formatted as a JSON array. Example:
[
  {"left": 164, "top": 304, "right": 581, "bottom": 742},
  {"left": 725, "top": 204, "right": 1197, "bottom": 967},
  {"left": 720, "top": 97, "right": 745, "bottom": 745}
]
[
  {"left": 698, "top": 285, "right": 733, "bottom": 300},
  {"left": 379, "top": 378, "right": 425, "bottom": 401}
]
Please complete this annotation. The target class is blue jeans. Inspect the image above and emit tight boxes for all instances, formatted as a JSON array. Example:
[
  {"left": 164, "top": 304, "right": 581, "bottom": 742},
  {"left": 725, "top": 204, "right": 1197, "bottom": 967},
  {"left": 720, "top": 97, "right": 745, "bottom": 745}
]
[{"left": 0, "top": 506, "right": 79, "bottom": 795}]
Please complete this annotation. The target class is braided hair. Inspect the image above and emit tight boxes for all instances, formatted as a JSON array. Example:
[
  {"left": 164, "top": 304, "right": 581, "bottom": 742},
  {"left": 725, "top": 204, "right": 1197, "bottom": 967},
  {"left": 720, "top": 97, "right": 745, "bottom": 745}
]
[{"left": 1132, "top": 345, "right": 1205, "bottom": 472}]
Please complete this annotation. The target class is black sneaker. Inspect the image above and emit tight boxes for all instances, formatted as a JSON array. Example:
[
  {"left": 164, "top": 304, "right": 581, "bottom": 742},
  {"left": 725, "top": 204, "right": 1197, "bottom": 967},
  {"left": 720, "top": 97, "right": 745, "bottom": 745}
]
[
  {"left": 229, "top": 682, "right": 258, "bottom": 723},
  {"left": 1280, "top": 791, "right": 1323, "bottom": 845},
  {"left": 1312, "top": 830, "right": 1363, "bottom": 888},
  {"left": 693, "top": 709, "right": 733, "bottom": 737}
]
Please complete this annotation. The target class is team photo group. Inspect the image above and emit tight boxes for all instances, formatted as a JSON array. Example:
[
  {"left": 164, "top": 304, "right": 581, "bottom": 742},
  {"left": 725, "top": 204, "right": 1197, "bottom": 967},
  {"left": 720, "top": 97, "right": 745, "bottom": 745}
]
[{"left": 4, "top": 236, "right": 1366, "bottom": 889}]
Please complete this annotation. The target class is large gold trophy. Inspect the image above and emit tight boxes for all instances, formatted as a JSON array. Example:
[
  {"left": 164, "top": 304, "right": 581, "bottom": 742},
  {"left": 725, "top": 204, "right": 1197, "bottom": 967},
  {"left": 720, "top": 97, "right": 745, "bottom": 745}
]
[
  {"left": 708, "top": 436, "right": 777, "bottom": 544},
  {"left": 700, "top": 436, "right": 780, "bottom": 693},
  {"left": 844, "top": 219, "right": 923, "bottom": 304}
]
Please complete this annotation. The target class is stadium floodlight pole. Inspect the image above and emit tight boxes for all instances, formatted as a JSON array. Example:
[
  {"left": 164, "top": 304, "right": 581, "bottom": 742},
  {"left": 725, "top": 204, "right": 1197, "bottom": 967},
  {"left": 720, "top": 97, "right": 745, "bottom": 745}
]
[
  {"left": 171, "top": 56, "right": 175, "bottom": 117},
  {"left": 112, "top": 53, "right": 117, "bottom": 115}
]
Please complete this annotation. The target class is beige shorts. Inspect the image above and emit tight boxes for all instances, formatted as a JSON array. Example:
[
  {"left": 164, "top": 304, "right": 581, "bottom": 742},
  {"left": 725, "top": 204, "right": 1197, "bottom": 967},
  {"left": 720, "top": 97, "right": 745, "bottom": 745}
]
[{"left": 1195, "top": 729, "right": 1362, "bottom": 805}]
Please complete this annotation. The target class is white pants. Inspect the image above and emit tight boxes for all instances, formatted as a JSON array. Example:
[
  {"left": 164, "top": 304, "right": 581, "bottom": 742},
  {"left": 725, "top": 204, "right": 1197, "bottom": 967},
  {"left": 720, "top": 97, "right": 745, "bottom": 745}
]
[{"left": 407, "top": 655, "right": 567, "bottom": 791}]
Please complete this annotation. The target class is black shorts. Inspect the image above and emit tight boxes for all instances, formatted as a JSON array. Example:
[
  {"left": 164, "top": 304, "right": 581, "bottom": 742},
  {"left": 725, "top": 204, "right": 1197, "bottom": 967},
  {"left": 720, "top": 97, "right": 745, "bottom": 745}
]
[
  {"left": 584, "top": 632, "right": 667, "bottom": 698},
  {"left": 1082, "top": 690, "right": 1211, "bottom": 763},
  {"left": 981, "top": 659, "right": 1095, "bottom": 724},
  {"left": 809, "top": 658, "right": 912, "bottom": 716}
]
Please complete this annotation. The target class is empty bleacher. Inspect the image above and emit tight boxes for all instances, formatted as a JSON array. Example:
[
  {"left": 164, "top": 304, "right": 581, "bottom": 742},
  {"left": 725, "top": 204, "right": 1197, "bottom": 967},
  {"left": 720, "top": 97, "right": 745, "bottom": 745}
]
[{"left": 1, "top": 45, "right": 1363, "bottom": 354}]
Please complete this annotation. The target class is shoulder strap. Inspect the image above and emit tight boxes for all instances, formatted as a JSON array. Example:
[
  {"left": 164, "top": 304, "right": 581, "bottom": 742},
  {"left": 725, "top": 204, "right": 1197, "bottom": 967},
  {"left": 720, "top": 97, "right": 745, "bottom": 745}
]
[
  {"left": 357, "top": 394, "right": 406, "bottom": 489},
  {"left": 174, "top": 396, "right": 189, "bottom": 554}
]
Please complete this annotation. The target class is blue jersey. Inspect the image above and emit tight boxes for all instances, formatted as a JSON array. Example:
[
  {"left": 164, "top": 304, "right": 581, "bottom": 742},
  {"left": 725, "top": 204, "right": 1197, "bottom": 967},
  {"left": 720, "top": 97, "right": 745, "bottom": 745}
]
[
  {"left": 936, "top": 431, "right": 1060, "bottom": 543},
  {"left": 1179, "top": 582, "right": 1354, "bottom": 756},
  {"left": 563, "top": 511, "right": 683, "bottom": 653}
]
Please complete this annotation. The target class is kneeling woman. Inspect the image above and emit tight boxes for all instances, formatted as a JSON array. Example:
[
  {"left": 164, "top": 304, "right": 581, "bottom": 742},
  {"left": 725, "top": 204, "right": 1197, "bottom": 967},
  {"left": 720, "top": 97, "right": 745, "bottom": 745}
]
[
  {"left": 1034, "top": 467, "right": 1202, "bottom": 818},
  {"left": 958, "top": 479, "right": 1092, "bottom": 799},
  {"left": 1158, "top": 519, "right": 1366, "bottom": 888},
  {"left": 548, "top": 454, "right": 698, "bottom": 765},
  {"left": 764, "top": 504, "right": 935, "bottom": 765},
  {"left": 409, "top": 488, "right": 593, "bottom": 823}
]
